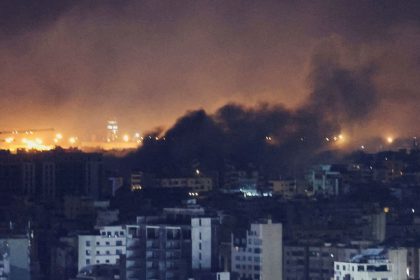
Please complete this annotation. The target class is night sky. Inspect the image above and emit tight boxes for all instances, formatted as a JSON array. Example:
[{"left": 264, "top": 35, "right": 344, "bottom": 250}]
[{"left": 0, "top": 0, "right": 419, "bottom": 141}]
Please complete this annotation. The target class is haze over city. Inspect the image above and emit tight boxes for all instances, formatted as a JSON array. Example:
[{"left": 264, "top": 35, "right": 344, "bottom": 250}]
[
  {"left": 2, "top": 2, "right": 420, "bottom": 280},
  {"left": 0, "top": 0, "right": 419, "bottom": 144}
]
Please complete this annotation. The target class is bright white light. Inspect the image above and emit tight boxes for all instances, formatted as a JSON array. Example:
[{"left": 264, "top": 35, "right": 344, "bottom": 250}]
[{"left": 69, "top": 137, "right": 77, "bottom": 145}]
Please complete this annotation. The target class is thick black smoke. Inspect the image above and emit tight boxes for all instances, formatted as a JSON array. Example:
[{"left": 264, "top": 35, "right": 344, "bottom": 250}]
[
  {"left": 0, "top": 1, "right": 418, "bottom": 136},
  {"left": 126, "top": 46, "right": 378, "bottom": 177}
]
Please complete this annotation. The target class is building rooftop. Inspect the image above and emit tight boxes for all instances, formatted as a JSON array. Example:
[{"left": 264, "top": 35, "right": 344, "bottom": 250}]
[{"left": 350, "top": 248, "right": 387, "bottom": 263}]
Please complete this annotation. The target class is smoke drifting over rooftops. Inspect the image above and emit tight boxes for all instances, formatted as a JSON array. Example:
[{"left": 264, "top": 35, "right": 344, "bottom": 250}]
[
  {"left": 0, "top": 1, "right": 419, "bottom": 144},
  {"left": 128, "top": 41, "right": 379, "bottom": 175}
]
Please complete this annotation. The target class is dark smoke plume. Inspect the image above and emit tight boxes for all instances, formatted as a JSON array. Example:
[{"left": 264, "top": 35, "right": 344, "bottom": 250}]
[
  {"left": 126, "top": 44, "right": 378, "bottom": 177},
  {"left": 0, "top": 1, "right": 418, "bottom": 138}
]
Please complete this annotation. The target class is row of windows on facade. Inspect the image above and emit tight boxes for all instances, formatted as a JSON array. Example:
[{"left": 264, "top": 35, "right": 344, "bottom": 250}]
[
  {"left": 248, "top": 238, "right": 262, "bottom": 245},
  {"left": 86, "top": 259, "right": 114, "bottom": 265},
  {"left": 235, "top": 264, "right": 261, "bottom": 271},
  {"left": 85, "top": 240, "right": 124, "bottom": 247},
  {"left": 336, "top": 277, "right": 388, "bottom": 280},
  {"left": 335, "top": 264, "right": 388, "bottom": 272},
  {"left": 238, "top": 272, "right": 260, "bottom": 280},
  {"left": 162, "top": 179, "right": 212, "bottom": 185},
  {"left": 144, "top": 227, "right": 207, "bottom": 240},
  {"left": 86, "top": 249, "right": 122, "bottom": 256},
  {"left": 146, "top": 228, "right": 184, "bottom": 239},
  {"left": 234, "top": 237, "right": 262, "bottom": 245},
  {"left": 235, "top": 247, "right": 262, "bottom": 254},
  {"left": 286, "top": 250, "right": 336, "bottom": 257},
  {"left": 284, "top": 268, "right": 331, "bottom": 274},
  {"left": 100, "top": 230, "right": 125, "bottom": 237},
  {"left": 235, "top": 256, "right": 261, "bottom": 262},
  {"left": 162, "top": 184, "right": 212, "bottom": 189}
]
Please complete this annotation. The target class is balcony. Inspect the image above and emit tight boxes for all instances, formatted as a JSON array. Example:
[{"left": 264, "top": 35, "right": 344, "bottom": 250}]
[
  {"left": 166, "top": 252, "right": 181, "bottom": 260},
  {"left": 126, "top": 268, "right": 142, "bottom": 279},
  {"left": 146, "top": 252, "right": 160, "bottom": 261},
  {"left": 146, "top": 261, "right": 159, "bottom": 270},
  {"left": 126, "top": 250, "right": 142, "bottom": 260},
  {"left": 126, "top": 259, "right": 143, "bottom": 268},
  {"left": 127, "top": 239, "right": 141, "bottom": 249},
  {"left": 146, "top": 271, "right": 159, "bottom": 280},
  {"left": 165, "top": 241, "right": 181, "bottom": 249},
  {"left": 146, "top": 240, "right": 160, "bottom": 249}
]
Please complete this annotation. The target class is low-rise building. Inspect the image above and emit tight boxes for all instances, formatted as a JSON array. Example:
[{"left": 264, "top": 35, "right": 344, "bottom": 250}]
[
  {"left": 334, "top": 248, "right": 407, "bottom": 280},
  {"left": 270, "top": 179, "right": 297, "bottom": 199},
  {"left": 160, "top": 177, "right": 213, "bottom": 192},
  {"left": 306, "top": 165, "right": 343, "bottom": 196},
  {"left": 284, "top": 243, "right": 361, "bottom": 280},
  {"left": 78, "top": 226, "right": 127, "bottom": 272},
  {"left": 0, "top": 235, "right": 32, "bottom": 280}
]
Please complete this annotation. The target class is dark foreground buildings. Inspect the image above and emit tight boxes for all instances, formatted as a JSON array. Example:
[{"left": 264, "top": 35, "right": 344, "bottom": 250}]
[{"left": 0, "top": 149, "right": 104, "bottom": 200}]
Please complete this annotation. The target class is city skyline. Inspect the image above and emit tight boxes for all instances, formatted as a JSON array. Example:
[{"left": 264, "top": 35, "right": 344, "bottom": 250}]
[{"left": 2, "top": 2, "right": 420, "bottom": 280}]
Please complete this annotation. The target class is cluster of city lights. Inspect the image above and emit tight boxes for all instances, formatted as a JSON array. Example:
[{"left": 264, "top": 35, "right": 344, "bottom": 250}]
[
  {"left": 1, "top": 128, "right": 144, "bottom": 152},
  {"left": 325, "top": 133, "right": 345, "bottom": 143},
  {"left": 21, "top": 138, "right": 52, "bottom": 151},
  {"left": 1, "top": 122, "right": 415, "bottom": 154},
  {"left": 131, "top": 185, "right": 143, "bottom": 191},
  {"left": 188, "top": 192, "right": 199, "bottom": 196},
  {"left": 265, "top": 136, "right": 273, "bottom": 141},
  {"left": 2, "top": 133, "right": 79, "bottom": 148},
  {"left": 260, "top": 132, "right": 412, "bottom": 151}
]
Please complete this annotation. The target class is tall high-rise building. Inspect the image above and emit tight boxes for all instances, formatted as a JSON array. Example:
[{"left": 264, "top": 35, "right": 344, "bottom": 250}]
[
  {"left": 191, "top": 217, "right": 220, "bottom": 272},
  {"left": 106, "top": 120, "right": 118, "bottom": 142},
  {"left": 0, "top": 149, "right": 104, "bottom": 200},
  {"left": 125, "top": 208, "right": 220, "bottom": 280},
  {"left": 231, "top": 220, "right": 283, "bottom": 280}
]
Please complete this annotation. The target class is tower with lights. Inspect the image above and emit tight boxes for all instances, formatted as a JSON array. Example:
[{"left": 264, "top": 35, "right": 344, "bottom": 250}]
[{"left": 106, "top": 120, "right": 119, "bottom": 142}]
